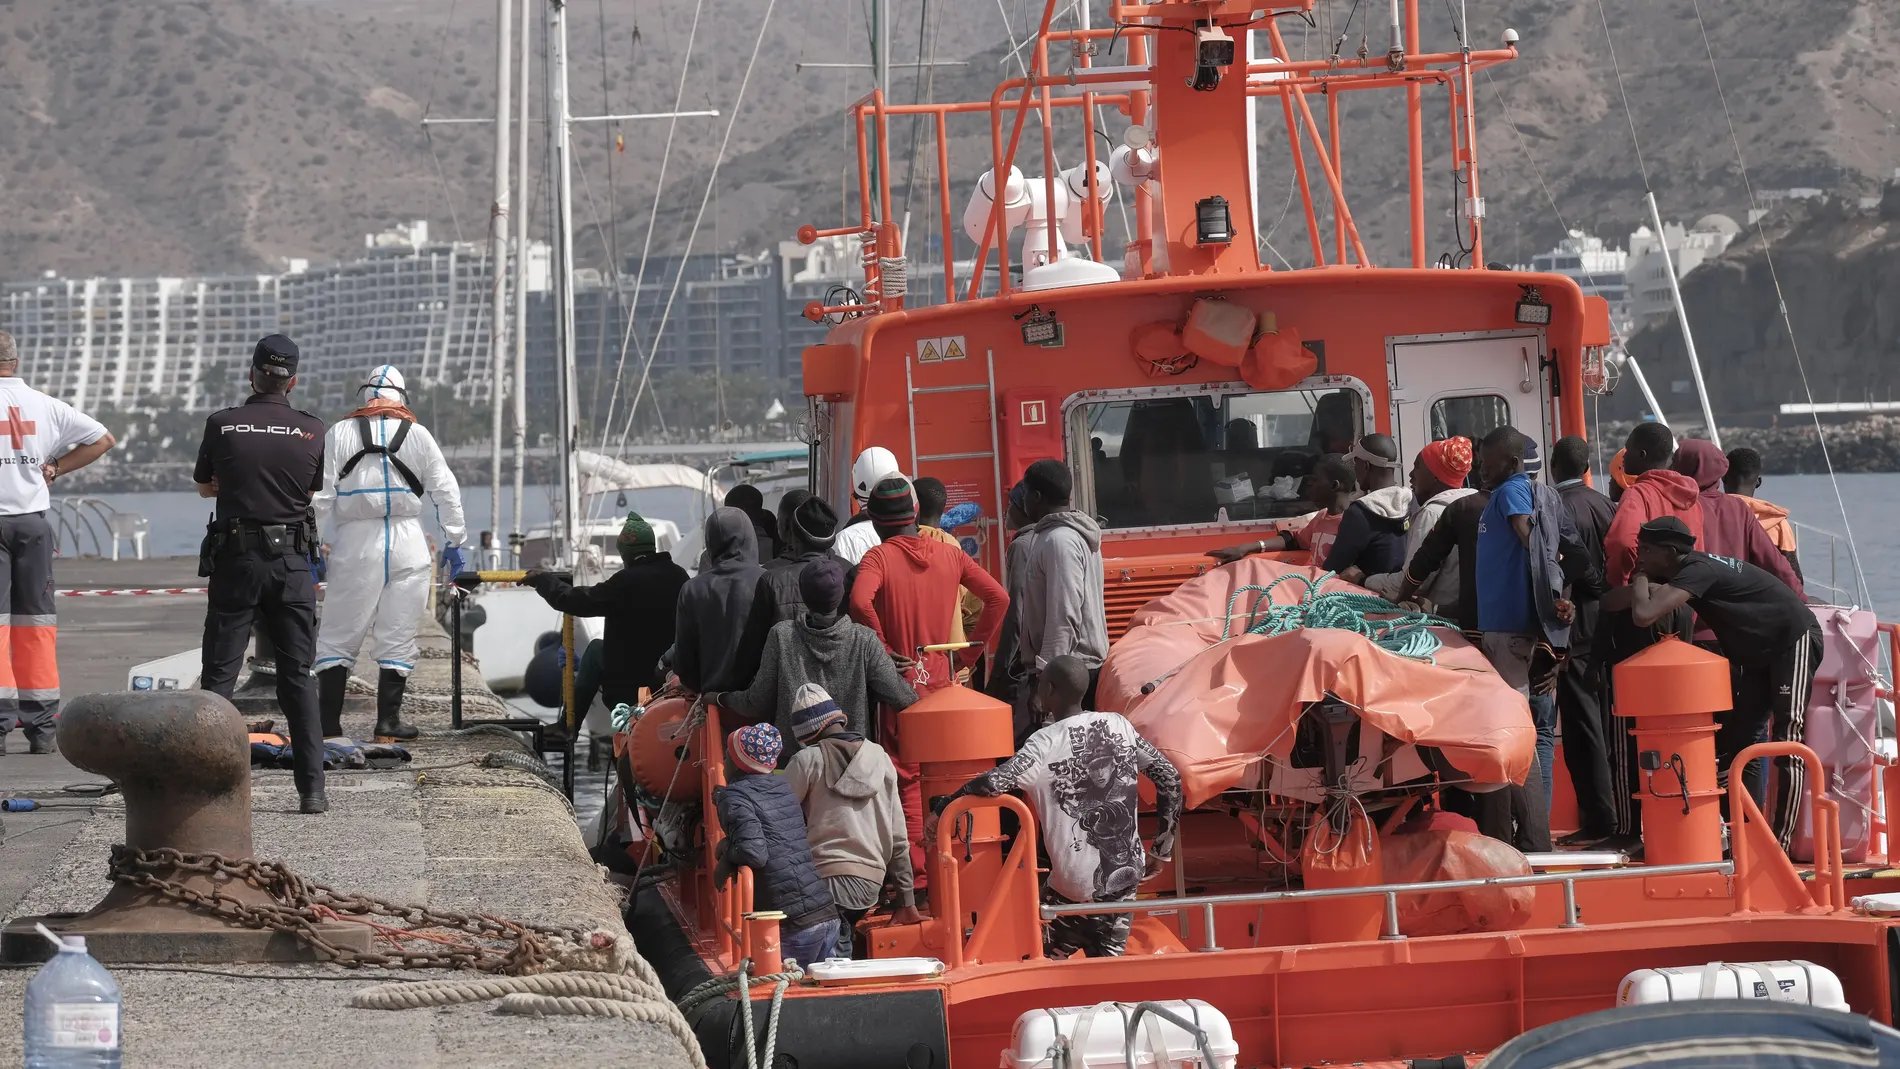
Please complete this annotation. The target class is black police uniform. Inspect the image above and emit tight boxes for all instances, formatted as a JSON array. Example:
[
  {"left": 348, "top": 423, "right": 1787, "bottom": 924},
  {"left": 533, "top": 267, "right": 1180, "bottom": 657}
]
[{"left": 194, "top": 335, "right": 328, "bottom": 804}]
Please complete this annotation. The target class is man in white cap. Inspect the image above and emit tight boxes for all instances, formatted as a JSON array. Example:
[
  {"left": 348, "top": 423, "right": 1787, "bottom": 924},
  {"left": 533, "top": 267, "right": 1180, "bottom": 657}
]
[
  {"left": 831, "top": 446, "right": 902, "bottom": 565},
  {"left": 312, "top": 365, "right": 467, "bottom": 741}
]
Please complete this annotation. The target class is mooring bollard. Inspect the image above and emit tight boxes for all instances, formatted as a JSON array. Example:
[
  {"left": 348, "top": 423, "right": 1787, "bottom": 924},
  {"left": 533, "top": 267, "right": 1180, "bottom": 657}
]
[{"left": 0, "top": 690, "right": 371, "bottom": 964}]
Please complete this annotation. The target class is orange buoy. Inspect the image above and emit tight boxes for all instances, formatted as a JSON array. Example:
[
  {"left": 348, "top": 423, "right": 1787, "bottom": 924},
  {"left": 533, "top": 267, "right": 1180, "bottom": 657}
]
[{"left": 626, "top": 697, "right": 700, "bottom": 801}]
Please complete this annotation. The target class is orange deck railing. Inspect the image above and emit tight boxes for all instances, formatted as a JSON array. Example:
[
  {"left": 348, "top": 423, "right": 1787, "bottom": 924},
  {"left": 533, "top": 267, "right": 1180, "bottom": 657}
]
[{"left": 795, "top": 0, "right": 1525, "bottom": 319}]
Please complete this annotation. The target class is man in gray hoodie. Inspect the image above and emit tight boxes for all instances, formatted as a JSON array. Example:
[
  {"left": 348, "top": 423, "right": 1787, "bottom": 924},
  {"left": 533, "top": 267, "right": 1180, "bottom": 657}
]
[
  {"left": 709, "top": 558, "right": 919, "bottom": 758},
  {"left": 783, "top": 683, "right": 923, "bottom": 957},
  {"left": 673, "top": 506, "right": 765, "bottom": 694},
  {"left": 1018, "top": 460, "right": 1109, "bottom": 709}
]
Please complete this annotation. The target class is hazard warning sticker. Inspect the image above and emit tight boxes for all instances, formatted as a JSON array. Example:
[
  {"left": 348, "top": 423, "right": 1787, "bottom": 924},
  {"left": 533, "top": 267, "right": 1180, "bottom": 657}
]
[{"left": 916, "top": 336, "right": 968, "bottom": 363}]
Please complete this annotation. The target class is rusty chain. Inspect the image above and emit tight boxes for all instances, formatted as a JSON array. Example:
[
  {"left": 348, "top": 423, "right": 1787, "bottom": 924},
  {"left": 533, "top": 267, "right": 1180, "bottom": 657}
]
[{"left": 109, "top": 845, "right": 589, "bottom": 974}]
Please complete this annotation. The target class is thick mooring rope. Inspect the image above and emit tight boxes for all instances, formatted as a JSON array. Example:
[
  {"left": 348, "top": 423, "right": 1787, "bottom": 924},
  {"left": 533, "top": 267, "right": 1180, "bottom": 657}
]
[
  {"left": 1221, "top": 572, "right": 1455, "bottom": 662},
  {"left": 351, "top": 970, "right": 704, "bottom": 1068}
]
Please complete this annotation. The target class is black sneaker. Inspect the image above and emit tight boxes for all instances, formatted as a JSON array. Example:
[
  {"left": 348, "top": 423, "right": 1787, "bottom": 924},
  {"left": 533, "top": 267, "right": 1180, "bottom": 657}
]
[
  {"left": 1556, "top": 830, "right": 1611, "bottom": 849},
  {"left": 27, "top": 737, "right": 55, "bottom": 755},
  {"left": 299, "top": 792, "right": 331, "bottom": 814}
]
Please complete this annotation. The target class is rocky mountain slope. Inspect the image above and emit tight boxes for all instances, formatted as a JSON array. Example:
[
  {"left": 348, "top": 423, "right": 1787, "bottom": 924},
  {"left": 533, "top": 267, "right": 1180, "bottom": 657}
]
[
  {"left": 1620, "top": 187, "right": 1900, "bottom": 424},
  {"left": 0, "top": 0, "right": 1895, "bottom": 277}
]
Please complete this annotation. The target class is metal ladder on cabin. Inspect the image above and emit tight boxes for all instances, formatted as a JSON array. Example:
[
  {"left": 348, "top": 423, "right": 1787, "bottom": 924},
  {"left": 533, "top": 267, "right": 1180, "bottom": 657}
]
[{"left": 905, "top": 350, "right": 1009, "bottom": 578}]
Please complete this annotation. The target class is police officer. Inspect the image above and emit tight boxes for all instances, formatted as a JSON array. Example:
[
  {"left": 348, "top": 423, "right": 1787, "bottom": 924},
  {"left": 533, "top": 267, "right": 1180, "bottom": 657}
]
[{"left": 193, "top": 335, "right": 329, "bottom": 813}]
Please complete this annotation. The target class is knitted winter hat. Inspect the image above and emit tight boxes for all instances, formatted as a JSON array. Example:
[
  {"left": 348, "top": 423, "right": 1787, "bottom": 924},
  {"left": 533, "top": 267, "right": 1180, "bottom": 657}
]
[
  {"left": 617, "top": 511, "right": 657, "bottom": 556},
  {"left": 867, "top": 476, "right": 917, "bottom": 527},
  {"left": 798, "top": 557, "right": 847, "bottom": 615},
  {"left": 789, "top": 683, "right": 846, "bottom": 741},
  {"left": 791, "top": 497, "right": 839, "bottom": 548},
  {"left": 1521, "top": 437, "right": 1544, "bottom": 478},
  {"left": 727, "top": 723, "right": 782, "bottom": 775},
  {"left": 1418, "top": 436, "right": 1473, "bottom": 490}
]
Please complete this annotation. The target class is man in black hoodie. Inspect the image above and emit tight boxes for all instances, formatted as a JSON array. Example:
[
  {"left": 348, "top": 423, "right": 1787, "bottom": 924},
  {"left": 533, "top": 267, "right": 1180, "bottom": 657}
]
[
  {"left": 524, "top": 511, "right": 688, "bottom": 711},
  {"left": 732, "top": 495, "right": 840, "bottom": 686},
  {"left": 1328, "top": 434, "right": 1412, "bottom": 583},
  {"left": 674, "top": 506, "right": 766, "bottom": 694}
]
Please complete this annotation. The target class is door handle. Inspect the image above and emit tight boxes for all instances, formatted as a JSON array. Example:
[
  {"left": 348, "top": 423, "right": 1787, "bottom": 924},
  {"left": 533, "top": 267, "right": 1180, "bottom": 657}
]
[{"left": 1520, "top": 347, "right": 1535, "bottom": 394}]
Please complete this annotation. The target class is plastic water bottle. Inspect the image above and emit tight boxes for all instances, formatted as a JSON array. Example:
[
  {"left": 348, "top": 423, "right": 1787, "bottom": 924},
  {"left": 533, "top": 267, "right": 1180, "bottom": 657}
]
[{"left": 24, "top": 925, "right": 121, "bottom": 1069}]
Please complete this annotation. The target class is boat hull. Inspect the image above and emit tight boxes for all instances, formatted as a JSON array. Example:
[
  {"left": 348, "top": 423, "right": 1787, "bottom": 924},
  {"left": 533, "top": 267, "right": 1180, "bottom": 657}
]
[
  {"left": 633, "top": 871, "right": 1900, "bottom": 1068},
  {"left": 629, "top": 883, "right": 953, "bottom": 1069}
]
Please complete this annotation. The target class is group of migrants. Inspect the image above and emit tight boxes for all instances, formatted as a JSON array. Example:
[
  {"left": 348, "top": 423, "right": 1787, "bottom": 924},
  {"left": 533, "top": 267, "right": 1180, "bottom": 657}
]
[
  {"left": 1212, "top": 423, "right": 1813, "bottom": 855},
  {"left": 542, "top": 420, "right": 1812, "bottom": 963},
  {"left": 528, "top": 447, "right": 1180, "bottom": 964}
]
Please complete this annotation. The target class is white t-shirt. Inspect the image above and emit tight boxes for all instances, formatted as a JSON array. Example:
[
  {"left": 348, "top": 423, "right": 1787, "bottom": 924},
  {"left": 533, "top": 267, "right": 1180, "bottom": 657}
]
[
  {"left": 833, "top": 516, "right": 883, "bottom": 564},
  {"left": 0, "top": 379, "right": 108, "bottom": 515}
]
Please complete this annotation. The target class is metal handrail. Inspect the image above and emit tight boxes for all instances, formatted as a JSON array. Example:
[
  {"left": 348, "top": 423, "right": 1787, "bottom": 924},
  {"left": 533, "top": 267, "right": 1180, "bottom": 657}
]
[
  {"left": 1730, "top": 740, "right": 1844, "bottom": 911},
  {"left": 1040, "top": 860, "right": 1735, "bottom": 950}
]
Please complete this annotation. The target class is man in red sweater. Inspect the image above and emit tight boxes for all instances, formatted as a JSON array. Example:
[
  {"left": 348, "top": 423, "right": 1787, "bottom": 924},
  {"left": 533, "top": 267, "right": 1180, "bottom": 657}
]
[
  {"left": 849, "top": 475, "right": 1009, "bottom": 886},
  {"left": 1602, "top": 422, "right": 1704, "bottom": 587},
  {"left": 1596, "top": 421, "right": 1705, "bottom": 849}
]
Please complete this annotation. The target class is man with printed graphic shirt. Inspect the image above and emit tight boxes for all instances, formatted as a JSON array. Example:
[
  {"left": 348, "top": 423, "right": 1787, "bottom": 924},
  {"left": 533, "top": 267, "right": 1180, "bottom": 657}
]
[
  {"left": 926, "top": 657, "right": 1182, "bottom": 959},
  {"left": 0, "top": 331, "right": 115, "bottom": 755},
  {"left": 1620, "top": 516, "right": 1821, "bottom": 851}
]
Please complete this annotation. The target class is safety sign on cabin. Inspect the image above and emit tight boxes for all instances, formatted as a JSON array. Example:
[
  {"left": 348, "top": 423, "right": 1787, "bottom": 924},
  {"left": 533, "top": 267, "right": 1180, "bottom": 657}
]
[{"left": 917, "top": 336, "right": 967, "bottom": 363}]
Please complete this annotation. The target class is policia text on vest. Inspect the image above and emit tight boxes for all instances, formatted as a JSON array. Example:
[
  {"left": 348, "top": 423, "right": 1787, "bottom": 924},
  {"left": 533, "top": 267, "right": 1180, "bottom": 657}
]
[{"left": 193, "top": 335, "right": 331, "bottom": 814}]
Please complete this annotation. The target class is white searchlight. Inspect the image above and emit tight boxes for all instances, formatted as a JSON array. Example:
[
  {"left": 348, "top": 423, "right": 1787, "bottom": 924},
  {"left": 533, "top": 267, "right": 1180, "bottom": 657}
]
[{"left": 961, "top": 166, "right": 1032, "bottom": 246}]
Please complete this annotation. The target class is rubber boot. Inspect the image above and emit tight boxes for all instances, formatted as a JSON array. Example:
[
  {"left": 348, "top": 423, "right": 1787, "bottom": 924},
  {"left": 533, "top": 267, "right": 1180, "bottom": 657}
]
[
  {"left": 318, "top": 665, "right": 349, "bottom": 738},
  {"left": 375, "top": 668, "right": 420, "bottom": 741}
]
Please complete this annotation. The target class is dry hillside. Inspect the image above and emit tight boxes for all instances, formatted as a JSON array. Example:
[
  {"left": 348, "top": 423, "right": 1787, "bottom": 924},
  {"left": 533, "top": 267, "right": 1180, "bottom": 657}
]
[{"left": 0, "top": 0, "right": 1895, "bottom": 276}]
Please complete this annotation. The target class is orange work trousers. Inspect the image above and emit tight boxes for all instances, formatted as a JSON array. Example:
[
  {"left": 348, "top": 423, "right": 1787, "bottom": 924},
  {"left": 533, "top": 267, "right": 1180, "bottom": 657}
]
[{"left": 0, "top": 511, "right": 59, "bottom": 745}]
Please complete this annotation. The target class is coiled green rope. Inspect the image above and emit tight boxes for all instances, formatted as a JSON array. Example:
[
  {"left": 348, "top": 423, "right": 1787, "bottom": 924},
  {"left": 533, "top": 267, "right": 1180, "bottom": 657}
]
[{"left": 1220, "top": 572, "right": 1455, "bottom": 662}]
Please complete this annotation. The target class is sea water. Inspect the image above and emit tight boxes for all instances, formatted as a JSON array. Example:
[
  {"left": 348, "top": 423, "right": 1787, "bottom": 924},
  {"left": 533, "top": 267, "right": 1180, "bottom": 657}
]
[{"left": 61, "top": 473, "right": 1900, "bottom": 609}]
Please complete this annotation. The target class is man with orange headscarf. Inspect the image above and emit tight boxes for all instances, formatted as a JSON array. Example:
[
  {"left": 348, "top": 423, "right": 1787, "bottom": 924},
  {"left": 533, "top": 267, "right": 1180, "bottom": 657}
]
[{"left": 1361, "top": 436, "right": 1474, "bottom": 609}]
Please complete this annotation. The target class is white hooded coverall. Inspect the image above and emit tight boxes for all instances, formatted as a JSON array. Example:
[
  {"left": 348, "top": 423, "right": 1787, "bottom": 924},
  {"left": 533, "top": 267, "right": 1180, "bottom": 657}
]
[{"left": 313, "top": 366, "right": 466, "bottom": 676}]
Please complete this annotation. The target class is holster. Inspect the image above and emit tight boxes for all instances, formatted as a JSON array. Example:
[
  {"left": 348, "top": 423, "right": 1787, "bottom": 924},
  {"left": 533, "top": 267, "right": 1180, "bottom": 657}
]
[
  {"left": 198, "top": 523, "right": 223, "bottom": 578},
  {"left": 304, "top": 507, "right": 320, "bottom": 564}
]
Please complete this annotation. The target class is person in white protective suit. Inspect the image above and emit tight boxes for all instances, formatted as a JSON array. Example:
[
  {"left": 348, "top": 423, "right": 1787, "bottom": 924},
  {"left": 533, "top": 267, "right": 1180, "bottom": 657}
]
[
  {"left": 832, "top": 446, "right": 904, "bottom": 565},
  {"left": 312, "top": 365, "right": 468, "bottom": 741}
]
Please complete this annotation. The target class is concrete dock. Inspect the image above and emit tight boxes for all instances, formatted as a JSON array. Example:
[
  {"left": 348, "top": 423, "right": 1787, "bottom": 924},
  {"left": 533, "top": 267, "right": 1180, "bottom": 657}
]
[{"left": 1, "top": 558, "right": 697, "bottom": 1067}]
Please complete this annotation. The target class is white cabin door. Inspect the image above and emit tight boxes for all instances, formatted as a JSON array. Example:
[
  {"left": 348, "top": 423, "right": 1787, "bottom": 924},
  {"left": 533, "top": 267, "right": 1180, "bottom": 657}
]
[{"left": 1387, "top": 330, "right": 1549, "bottom": 473}]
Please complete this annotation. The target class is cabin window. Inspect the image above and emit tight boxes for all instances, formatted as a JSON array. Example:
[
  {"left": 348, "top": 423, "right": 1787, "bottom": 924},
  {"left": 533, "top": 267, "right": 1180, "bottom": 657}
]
[
  {"left": 1429, "top": 394, "right": 1512, "bottom": 444},
  {"left": 1074, "top": 386, "right": 1363, "bottom": 530}
]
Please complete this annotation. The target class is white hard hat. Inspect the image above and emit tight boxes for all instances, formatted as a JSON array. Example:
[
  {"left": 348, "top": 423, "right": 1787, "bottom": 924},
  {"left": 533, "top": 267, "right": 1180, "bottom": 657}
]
[
  {"left": 361, "top": 365, "right": 407, "bottom": 404},
  {"left": 852, "top": 446, "right": 901, "bottom": 501}
]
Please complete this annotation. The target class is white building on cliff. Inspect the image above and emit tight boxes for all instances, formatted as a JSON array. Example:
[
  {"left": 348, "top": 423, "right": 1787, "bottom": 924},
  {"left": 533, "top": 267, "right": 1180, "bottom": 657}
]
[{"left": 1627, "top": 214, "right": 1741, "bottom": 321}]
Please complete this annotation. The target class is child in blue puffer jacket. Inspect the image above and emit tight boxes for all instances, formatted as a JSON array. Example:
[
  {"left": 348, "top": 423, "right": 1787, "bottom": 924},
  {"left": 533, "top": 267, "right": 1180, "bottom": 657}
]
[{"left": 714, "top": 723, "right": 840, "bottom": 967}]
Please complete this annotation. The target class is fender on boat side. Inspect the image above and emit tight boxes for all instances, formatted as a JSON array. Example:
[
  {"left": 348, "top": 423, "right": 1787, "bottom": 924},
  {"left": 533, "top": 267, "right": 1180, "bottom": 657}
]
[{"left": 627, "top": 883, "right": 952, "bottom": 1069}]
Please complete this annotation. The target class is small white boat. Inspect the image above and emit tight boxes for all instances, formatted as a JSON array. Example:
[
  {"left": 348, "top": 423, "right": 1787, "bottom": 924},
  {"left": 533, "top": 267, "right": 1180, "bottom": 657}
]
[{"left": 469, "top": 447, "right": 810, "bottom": 702}]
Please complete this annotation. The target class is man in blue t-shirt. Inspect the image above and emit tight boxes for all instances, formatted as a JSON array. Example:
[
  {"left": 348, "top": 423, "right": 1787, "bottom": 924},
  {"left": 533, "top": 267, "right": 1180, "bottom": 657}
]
[
  {"left": 1475, "top": 427, "right": 1538, "bottom": 690},
  {"left": 1467, "top": 428, "right": 1585, "bottom": 853}
]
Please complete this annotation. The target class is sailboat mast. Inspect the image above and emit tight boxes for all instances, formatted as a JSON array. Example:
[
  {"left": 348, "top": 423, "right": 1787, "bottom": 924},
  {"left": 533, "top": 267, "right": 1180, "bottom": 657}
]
[
  {"left": 511, "top": 0, "right": 533, "bottom": 561},
  {"left": 546, "top": 0, "right": 582, "bottom": 566},
  {"left": 1643, "top": 191, "right": 1721, "bottom": 449},
  {"left": 488, "top": 0, "right": 513, "bottom": 559},
  {"left": 871, "top": 0, "right": 889, "bottom": 213}
]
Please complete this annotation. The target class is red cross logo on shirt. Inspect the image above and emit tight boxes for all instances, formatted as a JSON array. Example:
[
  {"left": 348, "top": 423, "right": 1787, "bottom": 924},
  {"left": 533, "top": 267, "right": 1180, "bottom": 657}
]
[{"left": 0, "top": 408, "right": 35, "bottom": 450}]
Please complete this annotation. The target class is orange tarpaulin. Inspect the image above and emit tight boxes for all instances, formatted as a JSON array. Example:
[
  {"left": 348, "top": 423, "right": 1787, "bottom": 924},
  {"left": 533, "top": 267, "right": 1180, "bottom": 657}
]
[{"left": 1098, "top": 557, "right": 1535, "bottom": 808}]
